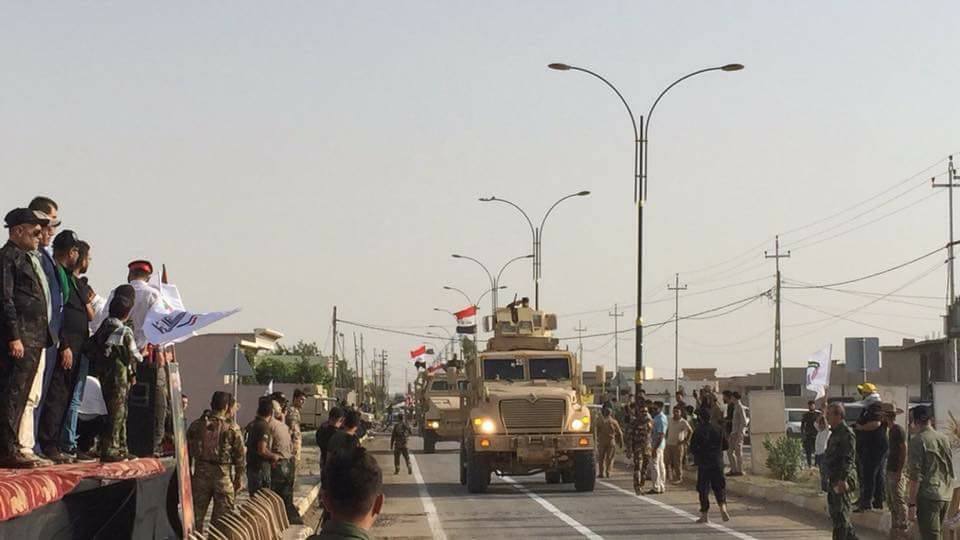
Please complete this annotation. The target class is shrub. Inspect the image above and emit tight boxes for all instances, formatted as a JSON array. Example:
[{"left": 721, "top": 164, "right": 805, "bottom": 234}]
[{"left": 763, "top": 435, "right": 804, "bottom": 481}]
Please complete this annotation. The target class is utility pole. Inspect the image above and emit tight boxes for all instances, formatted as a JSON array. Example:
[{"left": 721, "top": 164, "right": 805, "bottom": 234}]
[
  {"left": 574, "top": 321, "right": 588, "bottom": 368},
  {"left": 360, "top": 334, "right": 365, "bottom": 407},
  {"left": 353, "top": 333, "right": 360, "bottom": 406},
  {"left": 608, "top": 305, "right": 624, "bottom": 401},
  {"left": 765, "top": 235, "right": 791, "bottom": 391},
  {"left": 932, "top": 155, "right": 960, "bottom": 382},
  {"left": 381, "top": 350, "right": 388, "bottom": 409},
  {"left": 668, "top": 274, "right": 688, "bottom": 396},
  {"left": 331, "top": 306, "right": 338, "bottom": 396}
]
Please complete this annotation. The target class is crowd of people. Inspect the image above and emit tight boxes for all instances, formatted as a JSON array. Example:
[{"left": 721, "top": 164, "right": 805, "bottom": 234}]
[
  {"left": 601, "top": 383, "right": 956, "bottom": 538},
  {"left": 0, "top": 198, "right": 180, "bottom": 468},
  {"left": 815, "top": 385, "right": 955, "bottom": 540},
  {"left": 600, "top": 387, "right": 747, "bottom": 523}
]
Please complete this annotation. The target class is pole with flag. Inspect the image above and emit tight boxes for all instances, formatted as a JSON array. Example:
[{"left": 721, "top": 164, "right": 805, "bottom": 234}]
[
  {"left": 454, "top": 305, "right": 478, "bottom": 335},
  {"left": 805, "top": 345, "right": 832, "bottom": 404}
]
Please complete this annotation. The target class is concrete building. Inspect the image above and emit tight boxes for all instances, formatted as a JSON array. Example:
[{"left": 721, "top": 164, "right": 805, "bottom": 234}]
[
  {"left": 176, "top": 328, "right": 287, "bottom": 426},
  {"left": 717, "top": 337, "right": 956, "bottom": 408}
]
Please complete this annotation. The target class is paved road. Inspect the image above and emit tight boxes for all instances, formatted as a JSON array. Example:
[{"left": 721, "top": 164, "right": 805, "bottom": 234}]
[{"left": 368, "top": 435, "right": 884, "bottom": 540}]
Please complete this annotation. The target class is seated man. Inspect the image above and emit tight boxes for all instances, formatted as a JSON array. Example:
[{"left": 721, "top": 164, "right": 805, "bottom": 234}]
[{"left": 311, "top": 446, "right": 384, "bottom": 540}]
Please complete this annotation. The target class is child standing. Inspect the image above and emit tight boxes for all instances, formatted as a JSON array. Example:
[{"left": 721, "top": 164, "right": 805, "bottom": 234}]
[
  {"left": 814, "top": 414, "right": 831, "bottom": 493},
  {"left": 88, "top": 285, "right": 141, "bottom": 462}
]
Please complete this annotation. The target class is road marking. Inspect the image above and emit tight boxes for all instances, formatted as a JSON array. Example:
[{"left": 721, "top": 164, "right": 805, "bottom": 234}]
[
  {"left": 597, "top": 480, "right": 758, "bottom": 540},
  {"left": 409, "top": 453, "right": 448, "bottom": 540},
  {"left": 500, "top": 477, "right": 604, "bottom": 540}
]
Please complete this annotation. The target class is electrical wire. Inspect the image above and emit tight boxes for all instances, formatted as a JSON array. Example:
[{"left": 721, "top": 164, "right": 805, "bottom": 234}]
[
  {"left": 782, "top": 245, "right": 945, "bottom": 290},
  {"left": 782, "top": 298, "right": 922, "bottom": 337}
]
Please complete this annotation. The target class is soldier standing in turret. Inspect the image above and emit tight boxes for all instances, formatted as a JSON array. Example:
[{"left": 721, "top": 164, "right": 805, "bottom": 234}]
[{"left": 629, "top": 400, "right": 653, "bottom": 495}]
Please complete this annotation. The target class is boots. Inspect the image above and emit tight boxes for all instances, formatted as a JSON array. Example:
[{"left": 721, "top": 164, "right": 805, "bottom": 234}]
[
  {"left": 697, "top": 512, "right": 709, "bottom": 524},
  {"left": 719, "top": 504, "right": 730, "bottom": 522}
]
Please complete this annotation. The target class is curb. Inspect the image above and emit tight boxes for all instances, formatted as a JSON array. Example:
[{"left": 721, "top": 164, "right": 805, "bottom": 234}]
[{"left": 295, "top": 480, "right": 322, "bottom": 517}]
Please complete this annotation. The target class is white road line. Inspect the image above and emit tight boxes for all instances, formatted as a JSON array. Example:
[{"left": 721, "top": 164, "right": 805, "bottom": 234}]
[
  {"left": 597, "top": 480, "right": 758, "bottom": 540},
  {"left": 409, "top": 453, "right": 448, "bottom": 540},
  {"left": 500, "top": 477, "right": 604, "bottom": 540}
]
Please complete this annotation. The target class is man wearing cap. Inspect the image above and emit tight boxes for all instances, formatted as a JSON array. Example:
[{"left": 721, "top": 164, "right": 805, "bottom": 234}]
[
  {"left": 127, "top": 260, "right": 169, "bottom": 457},
  {"left": 906, "top": 405, "right": 955, "bottom": 540},
  {"left": 854, "top": 382, "right": 887, "bottom": 512},
  {"left": 0, "top": 208, "right": 54, "bottom": 468},
  {"left": 27, "top": 197, "right": 62, "bottom": 456},
  {"left": 881, "top": 402, "right": 908, "bottom": 539},
  {"left": 37, "top": 231, "right": 92, "bottom": 463}
]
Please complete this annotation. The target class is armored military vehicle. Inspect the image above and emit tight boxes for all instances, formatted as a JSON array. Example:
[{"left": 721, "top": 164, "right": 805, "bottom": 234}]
[
  {"left": 459, "top": 305, "right": 595, "bottom": 493},
  {"left": 416, "top": 368, "right": 468, "bottom": 453}
]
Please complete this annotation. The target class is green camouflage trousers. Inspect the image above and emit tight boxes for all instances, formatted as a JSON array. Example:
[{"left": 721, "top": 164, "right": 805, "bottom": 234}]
[
  {"left": 192, "top": 461, "right": 236, "bottom": 532},
  {"left": 97, "top": 363, "right": 129, "bottom": 458},
  {"left": 827, "top": 490, "right": 859, "bottom": 540}
]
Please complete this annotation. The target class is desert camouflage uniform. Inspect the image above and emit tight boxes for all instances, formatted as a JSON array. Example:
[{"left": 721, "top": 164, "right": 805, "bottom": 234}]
[
  {"left": 187, "top": 411, "right": 245, "bottom": 532},
  {"left": 285, "top": 404, "right": 303, "bottom": 467},
  {"left": 629, "top": 404, "right": 653, "bottom": 494}
]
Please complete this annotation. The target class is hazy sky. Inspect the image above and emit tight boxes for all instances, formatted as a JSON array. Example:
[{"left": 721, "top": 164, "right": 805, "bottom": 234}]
[{"left": 4, "top": 3, "right": 959, "bottom": 393}]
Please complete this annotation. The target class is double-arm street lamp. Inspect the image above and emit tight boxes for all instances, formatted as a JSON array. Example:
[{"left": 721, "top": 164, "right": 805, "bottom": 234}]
[
  {"left": 442, "top": 284, "right": 507, "bottom": 310},
  {"left": 452, "top": 253, "right": 533, "bottom": 314},
  {"left": 548, "top": 61, "right": 743, "bottom": 402},
  {"left": 479, "top": 191, "right": 590, "bottom": 310}
]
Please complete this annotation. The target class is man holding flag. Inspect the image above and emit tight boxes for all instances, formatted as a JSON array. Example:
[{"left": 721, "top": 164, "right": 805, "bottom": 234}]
[{"left": 805, "top": 346, "right": 832, "bottom": 470}]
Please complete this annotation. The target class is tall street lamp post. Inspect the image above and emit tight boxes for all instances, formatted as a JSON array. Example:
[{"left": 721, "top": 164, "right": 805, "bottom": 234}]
[
  {"left": 548, "top": 61, "right": 743, "bottom": 402},
  {"left": 452, "top": 253, "right": 533, "bottom": 314},
  {"left": 479, "top": 191, "right": 590, "bottom": 310}
]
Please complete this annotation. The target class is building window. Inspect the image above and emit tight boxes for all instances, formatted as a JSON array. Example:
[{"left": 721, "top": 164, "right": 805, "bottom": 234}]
[{"left": 783, "top": 384, "right": 802, "bottom": 397}]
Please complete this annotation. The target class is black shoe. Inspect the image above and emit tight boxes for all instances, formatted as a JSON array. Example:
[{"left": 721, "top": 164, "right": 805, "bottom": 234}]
[
  {"left": 872, "top": 503, "right": 883, "bottom": 510},
  {"left": 75, "top": 451, "right": 98, "bottom": 463},
  {"left": 0, "top": 453, "right": 41, "bottom": 469},
  {"left": 101, "top": 454, "right": 125, "bottom": 463},
  {"left": 43, "top": 450, "right": 75, "bottom": 464}
]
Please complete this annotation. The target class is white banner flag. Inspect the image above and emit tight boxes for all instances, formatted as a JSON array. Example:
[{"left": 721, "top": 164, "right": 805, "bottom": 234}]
[
  {"left": 143, "top": 288, "right": 240, "bottom": 345},
  {"left": 805, "top": 345, "right": 833, "bottom": 400}
]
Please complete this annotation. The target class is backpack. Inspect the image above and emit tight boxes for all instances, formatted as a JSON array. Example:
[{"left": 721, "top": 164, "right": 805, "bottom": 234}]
[{"left": 200, "top": 416, "right": 226, "bottom": 463}]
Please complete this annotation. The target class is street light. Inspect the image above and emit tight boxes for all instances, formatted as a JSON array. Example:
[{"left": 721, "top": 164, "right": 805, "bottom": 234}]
[
  {"left": 452, "top": 254, "right": 531, "bottom": 314},
  {"left": 549, "top": 61, "right": 743, "bottom": 403},
  {"left": 443, "top": 284, "right": 507, "bottom": 309},
  {"left": 478, "top": 191, "right": 590, "bottom": 309}
]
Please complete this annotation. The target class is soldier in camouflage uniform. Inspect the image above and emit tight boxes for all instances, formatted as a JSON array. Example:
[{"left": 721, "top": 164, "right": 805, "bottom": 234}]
[
  {"left": 823, "top": 402, "right": 859, "bottom": 540},
  {"left": 629, "top": 400, "right": 653, "bottom": 495},
  {"left": 390, "top": 414, "right": 413, "bottom": 475},
  {"left": 287, "top": 389, "right": 305, "bottom": 476},
  {"left": 88, "top": 288, "right": 141, "bottom": 462},
  {"left": 187, "top": 391, "right": 245, "bottom": 533}
]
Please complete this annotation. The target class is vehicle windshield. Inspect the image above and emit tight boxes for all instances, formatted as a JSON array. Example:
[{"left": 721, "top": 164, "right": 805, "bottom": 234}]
[
  {"left": 457, "top": 380, "right": 469, "bottom": 391},
  {"left": 431, "top": 381, "right": 449, "bottom": 391},
  {"left": 529, "top": 357, "right": 571, "bottom": 380},
  {"left": 483, "top": 358, "right": 525, "bottom": 381},
  {"left": 788, "top": 411, "right": 805, "bottom": 422}
]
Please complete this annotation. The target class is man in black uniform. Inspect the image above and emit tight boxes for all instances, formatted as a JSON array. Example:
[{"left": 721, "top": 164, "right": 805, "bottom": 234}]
[
  {"left": 317, "top": 407, "right": 344, "bottom": 466},
  {"left": 38, "top": 231, "right": 91, "bottom": 463},
  {"left": 800, "top": 400, "right": 820, "bottom": 468},
  {"left": 0, "top": 209, "right": 54, "bottom": 468}
]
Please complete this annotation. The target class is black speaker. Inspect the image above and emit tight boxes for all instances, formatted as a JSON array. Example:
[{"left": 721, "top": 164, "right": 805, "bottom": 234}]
[{"left": 127, "top": 364, "right": 160, "bottom": 457}]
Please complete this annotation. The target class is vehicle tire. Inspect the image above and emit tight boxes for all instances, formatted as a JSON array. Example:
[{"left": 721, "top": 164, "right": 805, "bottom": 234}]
[
  {"left": 424, "top": 432, "right": 437, "bottom": 454},
  {"left": 466, "top": 451, "right": 490, "bottom": 494},
  {"left": 459, "top": 445, "right": 467, "bottom": 485},
  {"left": 573, "top": 451, "right": 596, "bottom": 492},
  {"left": 545, "top": 470, "right": 562, "bottom": 484},
  {"left": 561, "top": 469, "right": 574, "bottom": 483}
]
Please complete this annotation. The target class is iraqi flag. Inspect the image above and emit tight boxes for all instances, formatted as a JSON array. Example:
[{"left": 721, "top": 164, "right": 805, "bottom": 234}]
[
  {"left": 411, "top": 345, "right": 435, "bottom": 370},
  {"left": 454, "top": 305, "right": 477, "bottom": 335}
]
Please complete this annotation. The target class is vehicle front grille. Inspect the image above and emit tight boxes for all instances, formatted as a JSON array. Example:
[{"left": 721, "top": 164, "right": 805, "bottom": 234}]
[{"left": 499, "top": 398, "right": 565, "bottom": 433}]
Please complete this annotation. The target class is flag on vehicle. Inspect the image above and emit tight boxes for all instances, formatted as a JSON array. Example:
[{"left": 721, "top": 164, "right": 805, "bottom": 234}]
[
  {"left": 454, "top": 305, "right": 477, "bottom": 334},
  {"left": 411, "top": 345, "right": 435, "bottom": 370},
  {"left": 805, "top": 344, "right": 832, "bottom": 400}
]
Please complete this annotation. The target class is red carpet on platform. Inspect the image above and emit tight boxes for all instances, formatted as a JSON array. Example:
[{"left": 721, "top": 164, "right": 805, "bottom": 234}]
[{"left": 0, "top": 458, "right": 166, "bottom": 522}]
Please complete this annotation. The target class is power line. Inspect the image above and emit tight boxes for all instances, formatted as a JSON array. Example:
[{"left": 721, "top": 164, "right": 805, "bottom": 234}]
[
  {"left": 783, "top": 245, "right": 945, "bottom": 290},
  {"left": 782, "top": 298, "right": 921, "bottom": 337}
]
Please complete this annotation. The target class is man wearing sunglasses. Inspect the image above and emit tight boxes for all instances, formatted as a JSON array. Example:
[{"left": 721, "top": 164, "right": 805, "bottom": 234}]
[
  {"left": 26, "top": 196, "right": 62, "bottom": 460},
  {"left": 0, "top": 208, "right": 55, "bottom": 468}
]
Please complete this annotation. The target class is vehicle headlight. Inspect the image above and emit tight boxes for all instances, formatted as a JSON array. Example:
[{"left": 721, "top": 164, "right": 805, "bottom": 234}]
[
  {"left": 475, "top": 417, "right": 496, "bottom": 434},
  {"left": 571, "top": 415, "right": 591, "bottom": 431},
  {"left": 428, "top": 421, "right": 440, "bottom": 429}
]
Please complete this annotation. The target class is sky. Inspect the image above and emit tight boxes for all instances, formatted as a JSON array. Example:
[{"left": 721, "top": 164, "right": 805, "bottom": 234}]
[{"left": 3, "top": 2, "right": 960, "bottom": 394}]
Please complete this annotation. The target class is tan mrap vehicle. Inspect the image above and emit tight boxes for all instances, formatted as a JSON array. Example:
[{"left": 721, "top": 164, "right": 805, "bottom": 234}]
[
  {"left": 418, "top": 369, "right": 468, "bottom": 453},
  {"left": 459, "top": 305, "right": 595, "bottom": 493}
]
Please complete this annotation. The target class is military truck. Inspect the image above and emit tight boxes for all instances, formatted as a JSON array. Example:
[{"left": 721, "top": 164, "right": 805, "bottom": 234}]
[
  {"left": 459, "top": 305, "right": 595, "bottom": 493},
  {"left": 417, "top": 368, "right": 468, "bottom": 453}
]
